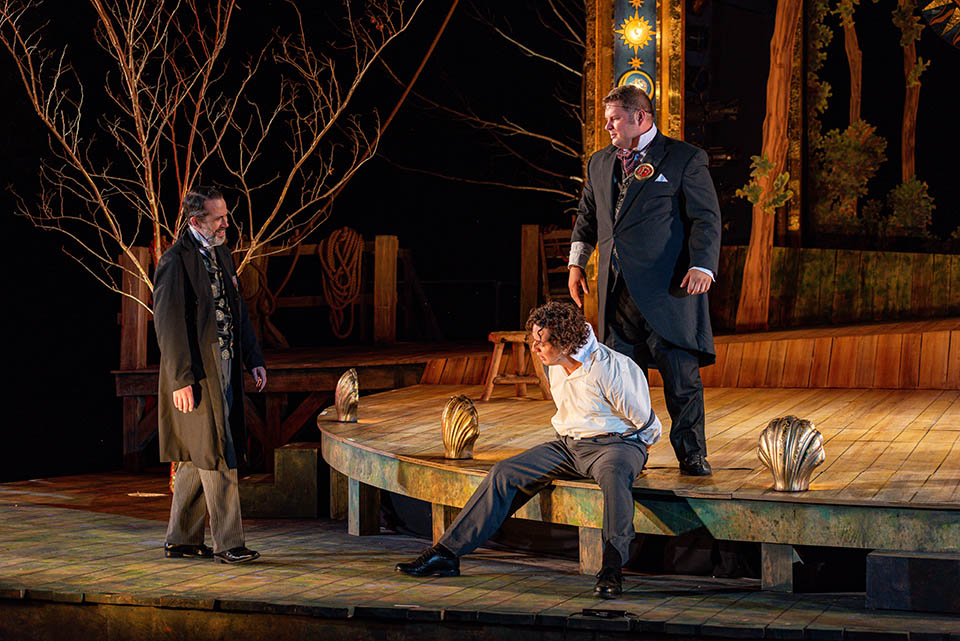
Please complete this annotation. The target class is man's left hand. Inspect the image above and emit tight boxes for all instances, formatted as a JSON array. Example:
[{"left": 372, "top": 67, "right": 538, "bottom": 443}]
[
  {"left": 680, "top": 269, "right": 712, "bottom": 295},
  {"left": 251, "top": 366, "right": 267, "bottom": 391}
]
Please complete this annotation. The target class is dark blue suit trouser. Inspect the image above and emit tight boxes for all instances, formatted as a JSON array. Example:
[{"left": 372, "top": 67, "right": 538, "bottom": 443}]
[{"left": 605, "top": 277, "right": 708, "bottom": 462}]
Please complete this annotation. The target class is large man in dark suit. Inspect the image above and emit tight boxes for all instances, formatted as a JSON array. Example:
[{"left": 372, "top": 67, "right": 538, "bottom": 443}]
[
  {"left": 568, "top": 85, "right": 721, "bottom": 476},
  {"left": 154, "top": 187, "right": 267, "bottom": 563}
]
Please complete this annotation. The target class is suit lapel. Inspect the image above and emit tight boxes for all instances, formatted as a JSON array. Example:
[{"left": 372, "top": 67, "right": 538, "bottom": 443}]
[{"left": 616, "top": 133, "right": 670, "bottom": 224}]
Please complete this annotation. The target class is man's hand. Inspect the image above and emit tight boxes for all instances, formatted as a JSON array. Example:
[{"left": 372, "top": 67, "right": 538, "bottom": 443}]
[
  {"left": 680, "top": 269, "right": 713, "bottom": 295},
  {"left": 173, "top": 385, "right": 195, "bottom": 413},
  {"left": 252, "top": 366, "right": 267, "bottom": 392},
  {"left": 568, "top": 266, "right": 589, "bottom": 308}
]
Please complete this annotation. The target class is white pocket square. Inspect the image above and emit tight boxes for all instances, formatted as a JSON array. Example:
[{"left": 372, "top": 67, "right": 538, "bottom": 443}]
[{"left": 655, "top": 174, "right": 669, "bottom": 183}]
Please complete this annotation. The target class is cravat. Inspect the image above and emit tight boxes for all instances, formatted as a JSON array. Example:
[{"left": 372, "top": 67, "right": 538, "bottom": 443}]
[{"left": 618, "top": 148, "right": 640, "bottom": 176}]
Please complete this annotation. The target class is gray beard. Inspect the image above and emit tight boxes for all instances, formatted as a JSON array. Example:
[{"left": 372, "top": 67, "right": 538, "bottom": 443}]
[{"left": 204, "top": 231, "right": 227, "bottom": 247}]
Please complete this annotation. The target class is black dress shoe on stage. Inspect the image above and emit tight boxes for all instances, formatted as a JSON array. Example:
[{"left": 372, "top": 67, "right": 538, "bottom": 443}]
[
  {"left": 164, "top": 543, "right": 214, "bottom": 559},
  {"left": 680, "top": 454, "right": 713, "bottom": 476},
  {"left": 594, "top": 566, "right": 623, "bottom": 599},
  {"left": 214, "top": 546, "right": 261, "bottom": 564},
  {"left": 395, "top": 545, "right": 460, "bottom": 577}
]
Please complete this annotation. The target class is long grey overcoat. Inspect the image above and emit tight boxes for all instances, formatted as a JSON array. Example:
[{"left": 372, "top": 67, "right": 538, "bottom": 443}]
[
  {"left": 154, "top": 230, "right": 265, "bottom": 470},
  {"left": 572, "top": 132, "right": 722, "bottom": 364}
]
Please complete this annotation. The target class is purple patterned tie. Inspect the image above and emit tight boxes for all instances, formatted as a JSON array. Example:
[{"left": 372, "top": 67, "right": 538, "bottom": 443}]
[{"left": 618, "top": 148, "right": 640, "bottom": 177}]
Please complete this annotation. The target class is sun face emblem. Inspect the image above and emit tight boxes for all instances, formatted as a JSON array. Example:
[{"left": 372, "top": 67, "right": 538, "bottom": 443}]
[{"left": 616, "top": 11, "right": 655, "bottom": 55}]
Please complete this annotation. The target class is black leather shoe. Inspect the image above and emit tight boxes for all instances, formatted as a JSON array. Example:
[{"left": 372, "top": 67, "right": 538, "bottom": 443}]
[
  {"left": 395, "top": 546, "right": 460, "bottom": 577},
  {"left": 214, "top": 546, "right": 260, "bottom": 564},
  {"left": 164, "top": 543, "right": 213, "bottom": 559},
  {"left": 594, "top": 566, "right": 622, "bottom": 599},
  {"left": 680, "top": 454, "right": 713, "bottom": 476}
]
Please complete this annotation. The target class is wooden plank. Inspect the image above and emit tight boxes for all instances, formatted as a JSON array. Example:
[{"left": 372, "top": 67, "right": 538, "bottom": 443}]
[
  {"left": 859, "top": 251, "right": 878, "bottom": 322},
  {"left": 439, "top": 356, "right": 469, "bottom": 385},
  {"left": 911, "top": 253, "right": 935, "bottom": 317},
  {"left": 826, "top": 336, "right": 858, "bottom": 388},
  {"left": 461, "top": 356, "right": 490, "bottom": 386},
  {"left": 854, "top": 334, "right": 879, "bottom": 388},
  {"left": 794, "top": 248, "right": 822, "bottom": 325},
  {"left": 520, "top": 224, "right": 540, "bottom": 323},
  {"left": 330, "top": 468, "right": 348, "bottom": 519},
  {"left": 348, "top": 478, "right": 380, "bottom": 536},
  {"left": 918, "top": 331, "right": 950, "bottom": 389},
  {"left": 738, "top": 340, "right": 771, "bottom": 388},
  {"left": 578, "top": 526, "right": 602, "bottom": 575},
  {"left": 777, "top": 246, "right": 800, "bottom": 327},
  {"left": 949, "top": 331, "right": 960, "bottom": 390},
  {"left": 899, "top": 333, "right": 922, "bottom": 389},
  {"left": 950, "top": 254, "right": 960, "bottom": 315},
  {"left": 874, "top": 333, "right": 903, "bottom": 389},
  {"left": 373, "top": 235, "right": 398, "bottom": 344},
  {"left": 431, "top": 503, "right": 459, "bottom": 544},
  {"left": 809, "top": 337, "right": 833, "bottom": 388},
  {"left": 280, "top": 392, "right": 328, "bottom": 444},
  {"left": 767, "top": 246, "right": 787, "bottom": 328},
  {"left": 781, "top": 338, "right": 815, "bottom": 387},
  {"left": 763, "top": 340, "right": 788, "bottom": 387},
  {"left": 874, "top": 252, "right": 901, "bottom": 321},
  {"left": 761, "top": 543, "right": 796, "bottom": 592},
  {"left": 817, "top": 249, "right": 837, "bottom": 323},
  {"left": 832, "top": 249, "right": 861, "bottom": 324},
  {"left": 894, "top": 252, "right": 913, "bottom": 319},
  {"left": 929, "top": 253, "right": 951, "bottom": 316},
  {"left": 720, "top": 342, "right": 744, "bottom": 387},
  {"left": 420, "top": 359, "right": 447, "bottom": 385}
]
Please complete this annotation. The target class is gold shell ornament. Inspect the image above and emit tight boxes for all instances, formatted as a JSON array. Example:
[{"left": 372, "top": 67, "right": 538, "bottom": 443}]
[
  {"left": 757, "top": 416, "right": 825, "bottom": 492},
  {"left": 335, "top": 368, "right": 359, "bottom": 423},
  {"left": 441, "top": 395, "right": 479, "bottom": 459}
]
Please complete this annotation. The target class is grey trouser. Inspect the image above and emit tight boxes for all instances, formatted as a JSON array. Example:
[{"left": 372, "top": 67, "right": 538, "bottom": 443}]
[
  {"left": 438, "top": 435, "right": 647, "bottom": 566},
  {"left": 165, "top": 357, "right": 245, "bottom": 553}
]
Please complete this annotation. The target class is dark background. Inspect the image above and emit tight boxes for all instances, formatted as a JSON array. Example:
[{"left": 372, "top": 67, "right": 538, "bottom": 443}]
[{"left": 3, "top": 0, "right": 957, "bottom": 483}]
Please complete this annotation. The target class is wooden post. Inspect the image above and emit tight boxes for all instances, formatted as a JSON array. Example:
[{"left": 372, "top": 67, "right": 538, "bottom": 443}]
[
  {"left": 761, "top": 542, "right": 797, "bottom": 592},
  {"left": 520, "top": 225, "right": 539, "bottom": 324},
  {"left": 578, "top": 526, "right": 603, "bottom": 575},
  {"left": 373, "top": 235, "right": 398, "bottom": 344},
  {"left": 330, "top": 468, "right": 349, "bottom": 520},
  {"left": 120, "top": 247, "right": 152, "bottom": 472},
  {"left": 431, "top": 503, "right": 459, "bottom": 544},
  {"left": 348, "top": 477, "right": 380, "bottom": 536}
]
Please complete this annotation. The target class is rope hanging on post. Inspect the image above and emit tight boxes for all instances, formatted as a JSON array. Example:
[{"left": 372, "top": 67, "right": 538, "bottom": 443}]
[{"left": 318, "top": 227, "right": 363, "bottom": 339}]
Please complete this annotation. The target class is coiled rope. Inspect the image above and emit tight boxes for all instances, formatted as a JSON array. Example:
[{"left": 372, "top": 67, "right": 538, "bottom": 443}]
[{"left": 318, "top": 227, "right": 363, "bottom": 338}]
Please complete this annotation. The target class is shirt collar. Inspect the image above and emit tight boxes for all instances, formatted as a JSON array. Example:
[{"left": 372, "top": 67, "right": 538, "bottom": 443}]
[
  {"left": 569, "top": 323, "right": 599, "bottom": 366},
  {"left": 188, "top": 224, "right": 213, "bottom": 251},
  {"left": 632, "top": 122, "right": 658, "bottom": 153}
]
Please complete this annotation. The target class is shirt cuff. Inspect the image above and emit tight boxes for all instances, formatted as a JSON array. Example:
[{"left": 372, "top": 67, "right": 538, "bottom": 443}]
[
  {"left": 689, "top": 266, "right": 714, "bottom": 281},
  {"left": 568, "top": 241, "right": 594, "bottom": 270}
]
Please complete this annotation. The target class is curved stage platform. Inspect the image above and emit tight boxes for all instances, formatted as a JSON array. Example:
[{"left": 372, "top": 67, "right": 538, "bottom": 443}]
[{"left": 320, "top": 384, "right": 959, "bottom": 585}]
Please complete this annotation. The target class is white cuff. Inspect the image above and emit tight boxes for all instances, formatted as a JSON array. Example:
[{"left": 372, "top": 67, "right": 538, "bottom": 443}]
[
  {"left": 568, "top": 241, "right": 594, "bottom": 269},
  {"left": 690, "top": 266, "right": 714, "bottom": 281}
]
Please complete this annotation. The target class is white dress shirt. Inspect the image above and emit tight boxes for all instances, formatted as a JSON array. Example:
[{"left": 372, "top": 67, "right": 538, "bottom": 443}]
[{"left": 548, "top": 325, "right": 662, "bottom": 446}]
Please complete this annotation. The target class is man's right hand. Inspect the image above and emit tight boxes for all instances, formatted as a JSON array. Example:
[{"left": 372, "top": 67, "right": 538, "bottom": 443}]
[
  {"left": 173, "top": 385, "right": 195, "bottom": 413},
  {"left": 568, "top": 266, "right": 590, "bottom": 308}
]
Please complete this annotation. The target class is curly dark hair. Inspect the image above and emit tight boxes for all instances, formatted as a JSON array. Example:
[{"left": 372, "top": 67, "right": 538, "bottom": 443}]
[
  {"left": 181, "top": 186, "right": 224, "bottom": 222},
  {"left": 525, "top": 301, "right": 590, "bottom": 355}
]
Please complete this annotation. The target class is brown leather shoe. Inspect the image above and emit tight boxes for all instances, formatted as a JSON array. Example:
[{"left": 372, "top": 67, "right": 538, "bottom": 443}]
[
  {"left": 214, "top": 546, "right": 260, "bottom": 564},
  {"left": 164, "top": 543, "right": 214, "bottom": 559}
]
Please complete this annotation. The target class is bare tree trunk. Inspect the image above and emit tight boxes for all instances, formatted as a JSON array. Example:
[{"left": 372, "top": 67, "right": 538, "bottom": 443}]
[
  {"left": 843, "top": 20, "right": 862, "bottom": 123},
  {"left": 900, "top": 0, "right": 918, "bottom": 181},
  {"left": 735, "top": 0, "right": 803, "bottom": 332}
]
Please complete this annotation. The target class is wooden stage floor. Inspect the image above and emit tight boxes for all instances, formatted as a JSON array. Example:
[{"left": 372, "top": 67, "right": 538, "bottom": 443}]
[
  {"left": 2, "top": 472, "right": 959, "bottom": 640},
  {"left": 328, "top": 384, "right": 960, "bottom": 509}
]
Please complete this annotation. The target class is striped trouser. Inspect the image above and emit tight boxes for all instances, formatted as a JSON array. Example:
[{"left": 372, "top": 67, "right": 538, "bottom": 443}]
[{"left": 164, "top": 356, "right": 245, "bottom": 553}]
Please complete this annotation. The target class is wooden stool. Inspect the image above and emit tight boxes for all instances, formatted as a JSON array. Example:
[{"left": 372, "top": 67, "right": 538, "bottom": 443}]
[{"left": 481, "top": 331, "right": 553, "bottom": 401}]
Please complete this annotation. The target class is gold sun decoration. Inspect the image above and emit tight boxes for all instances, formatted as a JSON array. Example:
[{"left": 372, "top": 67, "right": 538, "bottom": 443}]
[
  {"left": 616, "top": 10, "right": 655, "bottom": 55},
  {"left": 628, "top": 56, "right": 644, "bottom": 69},
  {"left": 629, "top": 0, "right": 645, "bottom": 8}
]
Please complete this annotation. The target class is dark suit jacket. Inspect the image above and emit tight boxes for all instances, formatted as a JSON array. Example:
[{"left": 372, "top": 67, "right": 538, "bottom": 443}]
[
  {"left": 154, "top": 230, "right": 265, "bottom": 470},
  {"left": 572, "top": 132, "right": 721, "bottom": 364}
]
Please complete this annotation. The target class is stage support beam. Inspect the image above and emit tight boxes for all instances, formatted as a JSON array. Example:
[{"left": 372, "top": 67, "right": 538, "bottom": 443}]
[
  {"left": 432, "top": 504, "right": 459, "bottom": 544},
  {"left": 348, "top": 478, "right": 380, "bottom": 536},
  {"left": 579, "top": 526, "right": 602, "bottom": 575},
  {"left": 762, "top": 542, "right": 797, "bottom": 592}
]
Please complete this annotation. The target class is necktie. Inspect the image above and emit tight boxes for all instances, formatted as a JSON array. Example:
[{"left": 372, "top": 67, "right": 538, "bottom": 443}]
[{"left": 618, "top": 148, "right": 640, "bottom": 177}]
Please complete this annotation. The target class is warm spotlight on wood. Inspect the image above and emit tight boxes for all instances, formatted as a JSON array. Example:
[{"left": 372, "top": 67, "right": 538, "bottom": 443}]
[
  {"left": 335, "top": 368, "right": 359, "bottom": 423},
  {"left": 441, "top": 395, "right": 479, "bottom": 460},
  {"left": 758, "top": 416, "right": 825, "bottom": 492}
]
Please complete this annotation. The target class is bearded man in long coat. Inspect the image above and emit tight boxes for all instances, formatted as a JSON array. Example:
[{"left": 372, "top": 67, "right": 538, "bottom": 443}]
[{"left": 154, "top": 187, "right": 267, "bottom": 564}]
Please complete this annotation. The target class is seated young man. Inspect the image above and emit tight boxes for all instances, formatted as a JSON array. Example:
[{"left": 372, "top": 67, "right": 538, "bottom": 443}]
[{"left": 396, "top": 300, "right": 661, "bottom": 597}]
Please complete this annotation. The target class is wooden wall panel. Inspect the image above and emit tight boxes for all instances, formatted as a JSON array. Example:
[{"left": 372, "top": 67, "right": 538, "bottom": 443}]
[
  {"left": 911, "top": 253, "right": 934, "bottom": 317},
  {"left": 854, "top": 335, "right": 879, "bottom": 388},
  {"left": 781, "top": 338, "right": 815, "bottom": 387},
  {"left": 918, "top": 331, "right": 950, "bottom": 389},
  {"left": 948, "top": 331, "right": 960, "bottom": 390},
  {"left": 763, "top": 340, "right": 788, "bottom": 387},
  {"left": 827, "top": 336, "right": 858, "bottom": 388},
  {"left": 810, "top": 336, "right": 833, "bottom": 387},
  {"left": 833, "top": 250, "right": 861, "bottom": 324},
  {"left": 898, "top": 333, "right": 922, "bottom": 389},
  {"left": 874, "top": 334, "right": 903, "bottom": 388},
  {"left": 720, "top": 342, "right": 744, "bottom": 387},
  {"left": 739, "top": 341, "right": 772, "bottom": 387}
]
